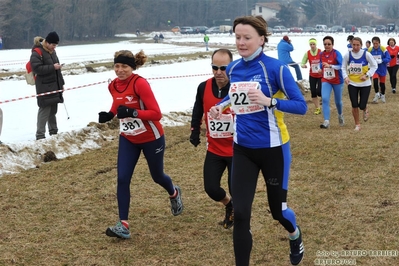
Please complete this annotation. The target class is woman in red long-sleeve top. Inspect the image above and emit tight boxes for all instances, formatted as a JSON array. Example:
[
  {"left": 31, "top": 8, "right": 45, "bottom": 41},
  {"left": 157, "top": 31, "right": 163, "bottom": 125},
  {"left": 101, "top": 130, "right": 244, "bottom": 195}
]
[
  {"left": 98, "top": 50, "right": 183, "bottom": 239},
  {"left": 386, "top": 38, "right": 399, "bottom": 93}
]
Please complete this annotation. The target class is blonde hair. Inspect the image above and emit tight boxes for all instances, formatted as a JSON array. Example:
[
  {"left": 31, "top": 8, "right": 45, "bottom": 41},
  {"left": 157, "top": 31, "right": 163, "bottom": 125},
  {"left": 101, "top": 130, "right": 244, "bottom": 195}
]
[{"left": 113, "top": 50, "right": 147, "bottom": 70}]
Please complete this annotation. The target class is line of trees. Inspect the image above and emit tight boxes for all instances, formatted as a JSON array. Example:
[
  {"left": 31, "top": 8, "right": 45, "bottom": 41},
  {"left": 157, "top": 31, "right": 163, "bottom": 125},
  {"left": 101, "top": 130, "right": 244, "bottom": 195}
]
[
  {"left": 1, "top": 0, "right": 398, "bottom": 49},
  {"left": 275, "top": 0, "right": 399, "bottom": 28},
  {"left": 0, "top": 0, "right": 254, "bottom": 49}
]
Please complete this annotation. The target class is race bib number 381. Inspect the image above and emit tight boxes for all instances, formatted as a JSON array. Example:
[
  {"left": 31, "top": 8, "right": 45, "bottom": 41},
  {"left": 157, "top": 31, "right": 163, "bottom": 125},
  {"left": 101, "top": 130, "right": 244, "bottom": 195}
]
[
  {"left": 229, "top": 82, "right": 265, "bottom": 115},
  {"left": 119, "top": 117, "right": 147, "bottom": 136}
]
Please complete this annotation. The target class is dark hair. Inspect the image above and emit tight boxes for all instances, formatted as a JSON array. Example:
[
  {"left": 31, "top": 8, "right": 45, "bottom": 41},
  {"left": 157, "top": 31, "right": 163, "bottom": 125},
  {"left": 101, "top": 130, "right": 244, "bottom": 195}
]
[
  {"left": 114, "top": 50, "right": 147, "bottom": 70},
  {"left": 212, "top": 49, "right": 233, "bottom": 62},
  {"left": 347, "top": 35, "right": 354, "bottom": 41},
  {"left": 323, "top": 36, "right": 334, "bottom": 45},
  {"left": 233, "top": 15, "right": 271, "bottom": 48},
  {"left": 387, "top": 38, "right": 396, "bottom": 45},
  {"left": 371, "top": 36, "right": 380, "bottom": 44},
  {"left": 352, "top": 37, "right": 363, "bottom": 46}
]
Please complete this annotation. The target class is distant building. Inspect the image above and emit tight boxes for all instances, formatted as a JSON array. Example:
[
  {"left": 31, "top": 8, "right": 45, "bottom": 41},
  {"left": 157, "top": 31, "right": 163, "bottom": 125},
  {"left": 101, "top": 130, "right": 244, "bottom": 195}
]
[
  {"left": 251, "top": 2, "right": 281, "bottom": 20},
  {"left": 352, "top": 2, "right": 379, "bottom": 16}
]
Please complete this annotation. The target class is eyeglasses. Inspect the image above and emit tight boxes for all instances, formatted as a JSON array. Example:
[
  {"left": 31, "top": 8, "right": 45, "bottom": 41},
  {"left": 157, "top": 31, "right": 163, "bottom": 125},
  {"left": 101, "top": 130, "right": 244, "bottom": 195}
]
[
  {"left": 323, "top": 43, "right": 332, "bottom": 46},
  {"left": 211, "top": 64, "right": 227, "bottom": 71}
]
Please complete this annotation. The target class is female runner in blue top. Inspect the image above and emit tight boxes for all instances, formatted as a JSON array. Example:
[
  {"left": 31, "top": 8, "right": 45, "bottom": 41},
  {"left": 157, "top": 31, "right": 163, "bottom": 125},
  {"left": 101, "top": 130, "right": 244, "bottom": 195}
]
[{"left": 210, "top": 15, "right": 307, "bottom": 266}]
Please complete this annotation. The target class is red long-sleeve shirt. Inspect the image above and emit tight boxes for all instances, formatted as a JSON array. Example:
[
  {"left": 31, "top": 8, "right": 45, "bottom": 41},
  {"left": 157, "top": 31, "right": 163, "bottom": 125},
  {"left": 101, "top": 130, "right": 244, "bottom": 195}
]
[{"left": 108, "top": 74, "right": 164, "bottom": 144}]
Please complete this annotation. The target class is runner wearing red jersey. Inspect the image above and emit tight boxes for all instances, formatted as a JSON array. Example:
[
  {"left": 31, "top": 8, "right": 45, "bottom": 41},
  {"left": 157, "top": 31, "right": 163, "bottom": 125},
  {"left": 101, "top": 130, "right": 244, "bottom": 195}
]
[
  {"left": 99, "top": 50, "right": 183, "bottom": 239},
  {"left": 190, "top": 49, "right": 234, "bottom": 229}
]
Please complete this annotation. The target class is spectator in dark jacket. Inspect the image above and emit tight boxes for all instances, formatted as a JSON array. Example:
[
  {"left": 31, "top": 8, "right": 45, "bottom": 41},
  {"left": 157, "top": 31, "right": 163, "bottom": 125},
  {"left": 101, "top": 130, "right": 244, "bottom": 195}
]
[{"left": 30, "top": 31, "right": 65, "bottom": 140}]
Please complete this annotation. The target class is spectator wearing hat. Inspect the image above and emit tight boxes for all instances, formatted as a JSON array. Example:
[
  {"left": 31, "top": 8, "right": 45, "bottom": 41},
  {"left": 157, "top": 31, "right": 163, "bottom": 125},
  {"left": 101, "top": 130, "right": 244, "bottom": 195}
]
[
  {"left": 277, "top": 35, "right": 306, "bottom": 94},
  {"left": 29, "top": 31, "right": 65, "bottom": 140}
]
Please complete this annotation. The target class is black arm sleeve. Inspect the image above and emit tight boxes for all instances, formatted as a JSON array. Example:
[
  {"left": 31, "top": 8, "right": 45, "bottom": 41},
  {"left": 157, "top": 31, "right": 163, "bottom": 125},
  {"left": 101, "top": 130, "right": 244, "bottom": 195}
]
[{"left": 190, "top": 81, "right": 206, "bottom": 131}]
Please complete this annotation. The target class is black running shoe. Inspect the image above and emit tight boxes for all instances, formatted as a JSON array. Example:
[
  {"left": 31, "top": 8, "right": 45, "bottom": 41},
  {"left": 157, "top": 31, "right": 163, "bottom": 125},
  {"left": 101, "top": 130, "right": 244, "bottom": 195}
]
[
  {"left": 289, "top": 226, "right": 304, "bottom": 265},
  {"left": 223, "top": 205, "right": 234, "bottom": 229}
]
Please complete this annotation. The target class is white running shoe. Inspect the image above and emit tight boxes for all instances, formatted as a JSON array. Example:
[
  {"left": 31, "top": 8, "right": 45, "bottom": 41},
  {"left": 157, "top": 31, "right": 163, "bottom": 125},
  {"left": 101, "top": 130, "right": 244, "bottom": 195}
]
[
  {"left": 372, "top": 92, "right": 380, "bottom": 103},
  {"left": 354, "top": 125, "right": 361, "bottom": 131},
  {"left": 380, "top": 94, "right": 386, "bottom": 103},
  {"left": 338, "top": 114, "right": 345, "bottom": 126}
]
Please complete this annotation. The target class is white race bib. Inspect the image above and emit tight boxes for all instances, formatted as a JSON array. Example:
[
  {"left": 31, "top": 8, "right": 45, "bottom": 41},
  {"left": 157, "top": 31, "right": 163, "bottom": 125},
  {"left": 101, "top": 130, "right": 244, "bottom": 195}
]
[
  {"left": 348, "top": 63, "right": 362, "bottom": 75},
  {"left": 119, "top": 117, "right": 147, "bottom": 136},
  {"left": 207, "top": 112, "right": 234, "bottom": 138},
  {"left": 311, "top": 63, "right": 320, "bottom": 73},
  {"left": 229, "top": 82, "right": 265, "bottom": 115},
  {"left": 323, "top": 67, "right": 335, "bottom": 79}
]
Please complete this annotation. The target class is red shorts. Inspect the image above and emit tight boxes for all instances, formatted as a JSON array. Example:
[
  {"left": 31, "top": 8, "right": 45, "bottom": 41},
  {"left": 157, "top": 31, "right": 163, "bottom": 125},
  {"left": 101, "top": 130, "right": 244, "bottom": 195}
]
[{"left": 372, "top": 73, "right": 386, "bottom": 83}]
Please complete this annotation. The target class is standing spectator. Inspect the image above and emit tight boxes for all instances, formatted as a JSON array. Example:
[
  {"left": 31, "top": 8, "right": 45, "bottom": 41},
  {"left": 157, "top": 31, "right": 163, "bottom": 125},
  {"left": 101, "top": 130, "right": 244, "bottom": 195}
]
[
  {"left": 229, "top": 28, "right": 233, "bottom": 36},
  {"left": 136, "top": 29, "right": 140, "bottom": 36},
  {"left": 159, "top": 33, "right": 164, "bottom": 42},
  {"left": 342, "top": 37, "right": 378, "bottom": 131},
  {"left": 30, "top": 32, "right": 65, "bottom": 140},
  {"left": 210, "top": 15, "right": 306, "bottom": 266},
  {"left": 153, "top": 34, "right": 159, "bottom": 43},
  {"left": 318, "top": 36, "right": 345, "bottom": 129},
  {"left": 347, "top": 35, "right": 354, "bottom": 51},
  {"left": 99, "top": 50, "right": 183, "bottom": 239},
  {"left": 369, "top": 36, "right": 391, "bottom": 103},
  {"left": 386, "top": 37, "right": 399, "bottom": 93},
  {"left": 204, "top": 33, "right": 210, "bottom": 51},
  {"left": 190, "top": 49, "right": 234, "bottom": 229},
  {"left": 301, "top": 38, "right": 322, "bottom": 114},
  {"left": 277, "top": 35, "right": 306, "bottom": 94}
]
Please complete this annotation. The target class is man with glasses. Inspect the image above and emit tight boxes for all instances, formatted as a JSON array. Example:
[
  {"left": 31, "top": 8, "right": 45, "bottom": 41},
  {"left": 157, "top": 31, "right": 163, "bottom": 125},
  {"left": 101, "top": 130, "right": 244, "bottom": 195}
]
[
  {"left": 189, "top": 49, "right": 234, "bottom": 229},
  {"left": 30, "top": 31, "right": 65, "bottom": 140}
]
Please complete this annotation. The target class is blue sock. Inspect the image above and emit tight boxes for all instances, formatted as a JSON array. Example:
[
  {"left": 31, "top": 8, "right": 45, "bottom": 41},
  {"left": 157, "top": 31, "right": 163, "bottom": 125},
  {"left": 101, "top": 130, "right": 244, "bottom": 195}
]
[{"left": 288, "top": 227, "right": 299, "bottom": 240}]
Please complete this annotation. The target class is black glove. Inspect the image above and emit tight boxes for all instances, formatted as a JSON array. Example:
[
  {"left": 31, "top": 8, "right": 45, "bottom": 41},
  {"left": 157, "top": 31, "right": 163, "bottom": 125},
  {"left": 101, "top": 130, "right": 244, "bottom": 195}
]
[
  {"left": 189, "top": 128, "right": 201, "bottom": 147},
  {"left": 391, "top": 55, "right": 395, "bottom": 59},
  {"left": 117, "top": 105, "right": 137, "bottom": 119},
  {"left": 98, "top": 111, "right": 114, "bottom": 123},
  {"left": 59, "top": 93, "right": 64, "bottom": 103}
]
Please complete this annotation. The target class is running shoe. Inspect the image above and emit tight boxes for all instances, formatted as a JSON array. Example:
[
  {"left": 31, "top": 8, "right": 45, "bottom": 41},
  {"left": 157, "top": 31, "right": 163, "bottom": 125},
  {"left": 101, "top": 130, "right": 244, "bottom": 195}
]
[
  {"left": 372, "top": 92, "right": 380, "bottom": 103},
  {"left": 380, "top": 94, "right": 386, "bottom": 103},
  {"left": 320, "top": 120, "right": 330, "bottom": 129},
  {"left": 289, "top": 226, "right": 304, "bottom": 265},
  {"left": 363, "top": 109, "right": 369, "bottom": 122},
  {"left": 392, "top": 88, "right": 396, "bottom": 94},
  {"left": 354, "top": 125, "right": 361, "bottom": 131},
  {"left": 338, "top": 114, "right": 345, "bottom": 126},
  {"left": 223, "top": 205, "right": 234, "bottom": 229},
  {"left": 314, "top": 107, "right": 321, "bottom": 115},
  {"left": 170, "top": 185, "right": 183, "bottom": 216},
  {"left": 105, "top": 221, "right": 131, "bottom": 239}
]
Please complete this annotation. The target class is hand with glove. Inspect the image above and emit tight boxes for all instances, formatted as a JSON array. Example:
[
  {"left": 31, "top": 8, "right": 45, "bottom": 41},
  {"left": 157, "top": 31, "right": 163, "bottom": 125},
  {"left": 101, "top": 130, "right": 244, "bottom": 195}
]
[
  {"left": 117, "top": 105, "right": 138, "bottom": 119},
  {"left": 189, "top": 128, "right": 201, "bottom": 147},
  {"left": 376, "top": 58, "right": 382, "bottom": 64},
  {"left": 98, "top": 111, "right": 114, "bottom": 123}
]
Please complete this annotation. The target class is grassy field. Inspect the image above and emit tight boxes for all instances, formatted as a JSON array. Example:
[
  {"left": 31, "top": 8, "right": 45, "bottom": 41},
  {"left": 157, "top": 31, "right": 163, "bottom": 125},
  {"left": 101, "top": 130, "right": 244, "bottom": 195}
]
[{"left": 1, "top": 80, "right": 399, "bottom": 266}]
